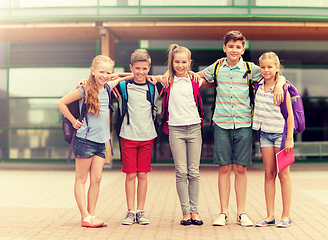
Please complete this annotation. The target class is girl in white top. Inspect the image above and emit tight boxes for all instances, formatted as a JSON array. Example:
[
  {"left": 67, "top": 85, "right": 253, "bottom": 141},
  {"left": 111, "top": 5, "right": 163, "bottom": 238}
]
[
  {"left": 157, "top": 44, "right": 213, "bottom": 225},
  {"left": 253, "top": 52, "right": 294, "bottom": 228}
]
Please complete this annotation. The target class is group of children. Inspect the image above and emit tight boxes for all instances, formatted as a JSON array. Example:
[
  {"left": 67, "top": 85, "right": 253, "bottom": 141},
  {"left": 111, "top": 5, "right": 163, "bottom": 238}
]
[{"left": 57, "top": 30, "right": 294, "bottom": 228}]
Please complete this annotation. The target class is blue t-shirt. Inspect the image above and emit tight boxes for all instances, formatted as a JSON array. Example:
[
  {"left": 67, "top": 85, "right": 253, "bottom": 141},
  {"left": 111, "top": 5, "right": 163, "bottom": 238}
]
[{"left": 76, "top": 82, "right": 113, "bottom": 143}]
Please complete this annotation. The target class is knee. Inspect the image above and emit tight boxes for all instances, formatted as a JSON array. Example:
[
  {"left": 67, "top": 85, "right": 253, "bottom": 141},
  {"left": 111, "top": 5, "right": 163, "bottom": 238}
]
[
  {"left": 176, "top": 171, "right": 188, "bottom": 182},
  {"left": 137, "top": 172, "right": 147, "bottom": 181},
  {"left": 219, "top": 164, "right": 232, "bottom": 175},
  {"left": 188, "top": 169, "right": 200, "bottom": 181},
  {"left": 75, "top": 175, "right": 88, "bottom": 184},
  {"left": 278, "top": 172, "right": 290, "bottom": 183},
  {"left": 233, "top": 164, "right": 246, "bottom": 175},
  {"left": 90, "top": 176, "right": 102, "bottom": 186},
  {"left": 265, "top": 170, "right": 276, "bottom": 180},
  {"left": 126, "top": 172, "right": 137, "bottom": 182}
]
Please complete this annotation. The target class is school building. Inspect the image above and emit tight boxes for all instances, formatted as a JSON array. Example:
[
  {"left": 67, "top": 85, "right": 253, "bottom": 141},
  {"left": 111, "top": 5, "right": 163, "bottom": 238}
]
[{"left": 1, "top": 1, "right": 328, "bottom": 164}]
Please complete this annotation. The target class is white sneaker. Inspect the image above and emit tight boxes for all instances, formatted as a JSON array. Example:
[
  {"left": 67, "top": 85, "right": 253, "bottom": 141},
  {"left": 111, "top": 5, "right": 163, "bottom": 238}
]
[
  {"left": 122, "top": 211, "right": 135, "bottom": 225},
  {"left": 213, "top": 213, "right": 228, "bottom": 226},
  {"left": 136, "top": 210, "right": 149, "bottom": 225},
  {"left": 237, "top": 213, "right": 253, "bottom": 227}
]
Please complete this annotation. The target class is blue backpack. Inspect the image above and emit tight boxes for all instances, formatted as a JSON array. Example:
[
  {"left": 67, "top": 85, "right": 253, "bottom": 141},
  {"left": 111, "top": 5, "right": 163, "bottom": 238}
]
[
  {"left": 254, "top": 80, "right": 305, "bottom": 150},
  {"left": 62, "top": 84, "right": 113, "bottom": 163},
  {"left": 114, "top": 80, "right": 161, "bottom": 139}
]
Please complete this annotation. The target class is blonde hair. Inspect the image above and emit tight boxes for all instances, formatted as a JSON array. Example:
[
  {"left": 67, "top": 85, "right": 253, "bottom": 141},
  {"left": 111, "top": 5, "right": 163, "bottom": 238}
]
[
  {"left": 130, "top": 49, "right": 151, "bottom": 65},
  {"left": 84, "top": 55, "right": 114, "bottom": 116},
  {"left": 167, "top": 44, "right": 192, "bottom": 86},
  {"left": 259, "top": 51, "right": 283, "bottom": 81}
]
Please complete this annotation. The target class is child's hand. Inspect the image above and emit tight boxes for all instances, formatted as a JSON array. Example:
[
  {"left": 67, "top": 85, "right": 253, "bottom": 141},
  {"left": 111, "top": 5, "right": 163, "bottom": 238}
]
[
  {"left": 215, "top": 57, "right": 226, "bottom": 65},
  {"left": 76, "top": 79, "right": 87, "bottom": 88},
  {"left": 283, "top": 82, "right": 290, "bottom": 91},
  {"left": 161, "top": 72, "right": 170, "bottom": 88},
  {"left": 188, "top": 71, "right": 200, "bottom": 83},
  {"left": 273, "top": 86, "right": 284, "bottom": 105},
  {"left": 284, "top": 138, "right": 294, "bottom": 155},
  {"left": 72, "top": 119, "right": 83, "bottom": 129},
  {"left": 147, "top": 75, "right": 158, "bottom": 85},
  {"left": 110, "top": 73, "right": 119, "bottom": 81}
]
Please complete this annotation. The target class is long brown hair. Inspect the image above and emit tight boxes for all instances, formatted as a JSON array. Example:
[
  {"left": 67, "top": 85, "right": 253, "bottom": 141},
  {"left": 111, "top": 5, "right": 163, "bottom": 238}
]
[
  {"left": 167, "top": 44, "right": 192, "bottom": 86},
  {"left": 83, "top": 55, "right": 114, "bottom": 116}
]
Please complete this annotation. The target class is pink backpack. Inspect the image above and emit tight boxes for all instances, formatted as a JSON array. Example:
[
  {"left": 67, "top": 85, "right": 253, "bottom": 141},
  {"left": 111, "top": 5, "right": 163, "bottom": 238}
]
[{"left": 161, "top": 77, "right": 204, "bottom": 135}]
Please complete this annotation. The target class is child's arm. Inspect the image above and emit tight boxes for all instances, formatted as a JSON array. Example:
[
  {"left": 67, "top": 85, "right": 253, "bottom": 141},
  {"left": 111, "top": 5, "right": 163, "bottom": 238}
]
[
  {"left": 110, "top": 72, "right": 133, "bottom": 81},
  {"left": 110, "top": 74, "right": 133, "bottom": 88},
  {"left": 285, "top": 91, "right": 294, "bottom": 155},
  {"left": 273, "top": 75, "right": 286, "bottom": 106},
  {"left": 56, "top": 89, "right": 83, "bottom": 129},
  {"left": 161, "top": 70, "right": 202, "bottom": 86},
  {"left": 146, "top": 75, "right": 162, "bottom": 86},
  {"left": 200, "top": 79, "right": 214, "bottom": 89},
  {"left": 75, "top": 73, "right": 134, "bottom": 88},
  {"left": 188, "top": 71, "right": 201, "bottom": 83}
]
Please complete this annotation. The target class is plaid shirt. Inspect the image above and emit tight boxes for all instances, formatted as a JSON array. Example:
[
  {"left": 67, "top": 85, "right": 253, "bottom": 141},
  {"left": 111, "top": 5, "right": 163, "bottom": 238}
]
[{"left": 202, "top": 57, "right": 261, "bottom": 129}]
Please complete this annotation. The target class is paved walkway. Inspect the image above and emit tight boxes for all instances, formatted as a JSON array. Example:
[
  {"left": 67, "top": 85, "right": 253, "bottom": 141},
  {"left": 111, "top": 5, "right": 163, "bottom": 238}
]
[{"left": 0, "top": 163, "right": 327, "bottom": 240}]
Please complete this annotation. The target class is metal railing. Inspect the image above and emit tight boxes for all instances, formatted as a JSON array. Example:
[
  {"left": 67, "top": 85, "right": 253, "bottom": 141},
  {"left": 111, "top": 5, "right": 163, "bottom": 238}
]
[{"left": 254, "top": 141, "right": 328, "bottom": 159}]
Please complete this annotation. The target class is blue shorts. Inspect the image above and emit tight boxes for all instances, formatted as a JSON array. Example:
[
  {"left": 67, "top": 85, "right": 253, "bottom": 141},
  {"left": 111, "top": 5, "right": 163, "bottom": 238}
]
[
  {"left": 74, "top": 137, "right": 106, "bottom": 159},
  {"left": 213, "top": 125, "right": 252, "bottom": 166},
  {"left": 260, "top": 131, "right": 283, "bottom": 149}
]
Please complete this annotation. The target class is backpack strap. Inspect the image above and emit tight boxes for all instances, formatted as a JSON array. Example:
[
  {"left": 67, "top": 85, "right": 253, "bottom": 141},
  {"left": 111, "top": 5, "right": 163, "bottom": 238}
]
[
  {"left": 213, "top": 62, "right": 220, "bottom": 88},
  {"left": 147, "top": 81, "right": 156, "bottom": 119},
  {"left": 104, "top": 84, "right": 114, "bottom": 156},
  {"left": 211, "top": 62, "right": 221, "bottom": 127},
  {"left": 111, "top": 86, "right": 120, "bottom": 99},
  {"left": 191, "top": 78, "right": 204, "bottom": 125},
  {"left": 104, "top": 83, "right": 114, "bottom": 113},
  {"left": 119, "top": 81, "right": 130, "bottom": 125},
  {"left": 161, "top": 86, "right": 171, "bottom": 135},
  {"left": 147, "top": 82, "right": 161, "bottom": 135},
  {"left": 67, "top": 87, "right": 89, "bottom": 163},
  {"left": 243, "top": 61, "right": 254, "bottom": 108}
]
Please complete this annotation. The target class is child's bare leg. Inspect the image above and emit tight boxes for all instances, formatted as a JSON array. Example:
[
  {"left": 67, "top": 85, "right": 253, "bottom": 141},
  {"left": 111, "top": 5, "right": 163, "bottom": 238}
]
[
  {"left": 125, "top": 172, "right": 137, "bottom": 211},
  {"left": 136, "top": 172, "right": 147, "bottom": 210},
  {"left": 87, "top": 155, "right": 105, "bottom": 216},
  {"left": 261, "top": 147, "right": 278, "bottom": 221},
  {"left": 74, "top": 158, "right": 92, "bottom": 219},
  {"left": 233, "top": 163, "right": 247, "bottom": 216},
  {"left": 278, "top": 166, "right": 292, "bottom": 221},
  {"left": 218, "top": 164, "right": 232, "bottom": 215}
]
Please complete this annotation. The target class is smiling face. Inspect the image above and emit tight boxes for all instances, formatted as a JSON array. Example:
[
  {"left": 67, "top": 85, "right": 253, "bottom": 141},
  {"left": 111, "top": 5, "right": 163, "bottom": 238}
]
[
  {"left": 130, "top": 61, "right": 151, "bottom": 83},
  {"left": 223, "top": 40, "right": 245, "bottom": 67},
  {"left": 260, "top": 58, "right": 279, "bottom": 82},
  {"left": 173, "top": 52, "right": 191, "bottom": 78},
  {"left": 91, "top": 61, "right": 114, "bottom": 89}
]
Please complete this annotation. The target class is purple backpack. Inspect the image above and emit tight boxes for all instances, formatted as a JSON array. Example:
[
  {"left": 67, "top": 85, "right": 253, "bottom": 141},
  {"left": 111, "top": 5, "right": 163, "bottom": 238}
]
[
  {"left": 61, "top": 84, "right": 113, "bottom": 163},
  {"left": 255, "top": 80, "right": 305, "bottom": 150}
]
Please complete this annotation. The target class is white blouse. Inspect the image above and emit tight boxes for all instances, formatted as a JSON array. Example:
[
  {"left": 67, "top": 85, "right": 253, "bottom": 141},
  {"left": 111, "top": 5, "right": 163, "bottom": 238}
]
[{"left": 168, "top": 75, "right": 203, "bottom": 126}]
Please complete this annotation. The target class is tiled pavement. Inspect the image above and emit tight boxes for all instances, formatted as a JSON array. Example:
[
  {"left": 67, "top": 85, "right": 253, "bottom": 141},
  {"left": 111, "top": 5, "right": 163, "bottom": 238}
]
[{"left": 0, "top": 163, "right": 327, "bottom": 240}]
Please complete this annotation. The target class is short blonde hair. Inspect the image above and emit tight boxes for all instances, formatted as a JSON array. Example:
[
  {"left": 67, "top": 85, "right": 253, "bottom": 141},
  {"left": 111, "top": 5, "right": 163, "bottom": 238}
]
[{"left": 130, "top": 49, "right": 151, "bottom": 65}]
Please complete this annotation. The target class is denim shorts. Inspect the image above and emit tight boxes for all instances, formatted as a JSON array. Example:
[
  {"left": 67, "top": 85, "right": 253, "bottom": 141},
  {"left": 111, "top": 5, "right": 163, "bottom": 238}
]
[
  {"left": 260, "top": 131, "right": 283, "bottom": 148},
  {"left": 74, "top": 137, "right": 106, "bottom": 159}
]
